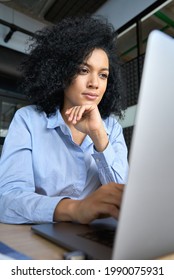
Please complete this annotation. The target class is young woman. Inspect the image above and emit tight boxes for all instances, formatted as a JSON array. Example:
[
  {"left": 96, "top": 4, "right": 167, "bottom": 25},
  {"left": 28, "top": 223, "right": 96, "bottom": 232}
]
[{"left": 0, "top": 15, "right": 129, "bottom": 224}]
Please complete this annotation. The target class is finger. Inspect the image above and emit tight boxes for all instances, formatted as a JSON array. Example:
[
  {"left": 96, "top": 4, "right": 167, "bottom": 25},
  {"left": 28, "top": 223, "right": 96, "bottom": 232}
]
[
  {"left": 99, "top": 186, "right": 124, "bottom": 209},
  {"left": 114, "top": 184, "right": 124, "bottom": 191},
  {"left": 65, "top": 107, "right": 74, "bottom": 120},
  {"left": 71, "top": 105, "right": 92, "bottom": 122},
  {"left": 106, "top": 182, "right": 124, "bottom": 190},
  {"left": 71, "top": 106, "right": 83, "bottom": 124},
  {"left": 67, "top": 107, "right": 78, "bottom": 123},
  {"left": 97, "top": 203, "right": 120, "bottom": 219},
  {"left": 65, "top": 105, "right": 94, "bottom": 121},
  {"left": 100, "top": 183, "right": 124, "bottom": 196},
  {"left": 76, "top": 106, "right": 87, "bottom": 121},
  {"left": 65, "top": 107, "right": 74, "bottom": 115},
  {"left": 65, "top": 106, "right": 83, "bottom": 124},
  {"left": 94, "top": 189, "right": 122, "bottom": 210}
]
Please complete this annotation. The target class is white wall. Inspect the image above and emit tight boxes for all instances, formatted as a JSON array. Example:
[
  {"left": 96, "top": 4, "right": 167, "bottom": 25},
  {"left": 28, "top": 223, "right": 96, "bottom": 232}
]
[
  {"left": 118, "top": 105, "right": 137, "bottom": 128},
  {"left": 95, "top": 0, "right": 158, "bottom": 29},
  {"left": 0, "top": 3, "right": 47, "bottom": 53}
]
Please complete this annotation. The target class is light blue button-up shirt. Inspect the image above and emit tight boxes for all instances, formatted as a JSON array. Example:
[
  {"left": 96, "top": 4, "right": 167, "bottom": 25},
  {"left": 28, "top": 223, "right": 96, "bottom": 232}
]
[{"left": 0, "top": 105, "right": 128, "bottom": 224}]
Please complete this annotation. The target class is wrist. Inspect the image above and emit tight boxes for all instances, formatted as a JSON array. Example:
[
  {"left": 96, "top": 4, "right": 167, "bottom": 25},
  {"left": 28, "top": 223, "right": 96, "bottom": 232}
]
[
  {"left": 89, "top": 129, "right": 109, "bottom": 152},
  {"left": 53, "top": 198, "right": 80, "bottom": 222}
]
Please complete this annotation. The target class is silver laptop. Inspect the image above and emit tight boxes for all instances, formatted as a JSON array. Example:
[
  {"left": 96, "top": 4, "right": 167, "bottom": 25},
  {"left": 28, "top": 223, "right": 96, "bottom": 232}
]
[{"left": 32, "top": 30, "right": 174, "bottom": 260}]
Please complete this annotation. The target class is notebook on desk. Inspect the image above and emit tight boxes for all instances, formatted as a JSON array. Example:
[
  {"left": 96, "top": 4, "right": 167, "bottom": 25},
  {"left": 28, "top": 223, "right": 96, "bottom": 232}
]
[{"left": 32, "top": 30, "right": 174, "bottom": 260}]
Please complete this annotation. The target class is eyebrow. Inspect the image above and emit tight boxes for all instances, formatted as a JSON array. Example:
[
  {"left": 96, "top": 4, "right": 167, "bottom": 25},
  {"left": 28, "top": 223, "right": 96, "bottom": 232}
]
[{"left": 82, "top": 62, "right": 109, "bottom": 72}]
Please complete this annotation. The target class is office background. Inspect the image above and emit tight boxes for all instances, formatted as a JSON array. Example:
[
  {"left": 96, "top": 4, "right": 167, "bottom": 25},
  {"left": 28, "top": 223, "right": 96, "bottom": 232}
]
[{"left": 0, "top": 0, "right": 174, "bottom": 155}]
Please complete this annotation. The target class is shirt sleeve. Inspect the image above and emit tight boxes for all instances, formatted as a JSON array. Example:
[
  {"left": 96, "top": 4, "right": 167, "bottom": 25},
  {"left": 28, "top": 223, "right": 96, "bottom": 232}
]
[
  {"left": 92, "top": 117, "right": 129, "bottom": 184},
  {"left": 0, "top": 110, "right": 61, "bottom": 224}
]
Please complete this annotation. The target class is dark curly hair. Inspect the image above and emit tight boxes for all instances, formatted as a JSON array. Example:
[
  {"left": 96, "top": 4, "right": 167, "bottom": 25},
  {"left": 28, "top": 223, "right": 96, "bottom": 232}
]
[{"left": 20, "top": 15, "right": 126, "bottom": 119}]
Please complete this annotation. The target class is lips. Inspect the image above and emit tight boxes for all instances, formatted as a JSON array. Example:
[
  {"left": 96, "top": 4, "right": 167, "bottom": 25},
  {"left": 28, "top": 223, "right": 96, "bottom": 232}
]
[{"left": 82, "top": 92, "right": 98, "bottom": 100}]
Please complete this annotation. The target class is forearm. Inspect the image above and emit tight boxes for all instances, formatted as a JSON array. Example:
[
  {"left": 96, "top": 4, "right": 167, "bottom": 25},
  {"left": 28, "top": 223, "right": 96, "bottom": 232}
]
[
  {"left": 89, "top": 126, "right": 109, "bottom": 152},
  {"left": 92, "top": 141, "right": 129, "bottom": 184},
  {"left": 0, "top": 189, "right": 60, "bottom": 224}
]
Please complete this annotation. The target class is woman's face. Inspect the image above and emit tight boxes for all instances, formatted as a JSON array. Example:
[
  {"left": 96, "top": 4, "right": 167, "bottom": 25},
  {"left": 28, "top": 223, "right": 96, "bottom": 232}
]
[{"left": 63, "top": 48, "right": 109, "bottom": 111}]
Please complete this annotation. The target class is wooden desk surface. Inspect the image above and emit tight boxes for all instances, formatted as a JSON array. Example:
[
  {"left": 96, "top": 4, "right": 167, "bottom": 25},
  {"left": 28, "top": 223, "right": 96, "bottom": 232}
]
[
  {"left": 1, "top": 223, "right": 174, "bottom": 260},
  {"left": 0, "top": 223, "right": 67, "bottom": 260}
]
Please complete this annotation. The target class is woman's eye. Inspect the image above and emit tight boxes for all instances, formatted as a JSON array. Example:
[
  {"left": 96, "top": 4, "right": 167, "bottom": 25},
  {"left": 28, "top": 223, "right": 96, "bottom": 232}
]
[
  {"left": 79, "top": 67, "right": 88, "bottom": 74},
  {"left": 100, "top": 73, "right": 108, "bottom": 79}
]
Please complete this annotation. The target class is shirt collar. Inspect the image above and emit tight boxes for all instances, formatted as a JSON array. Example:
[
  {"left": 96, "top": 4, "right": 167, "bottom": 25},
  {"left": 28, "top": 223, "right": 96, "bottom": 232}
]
[{"left": 46, "top": 109, "right": 65, "bottom": 129}]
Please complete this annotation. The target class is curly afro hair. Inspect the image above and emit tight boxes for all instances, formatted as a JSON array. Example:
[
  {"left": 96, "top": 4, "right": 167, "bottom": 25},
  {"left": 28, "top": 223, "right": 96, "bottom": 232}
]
[{"left": 20, "top": 15, "right": 126, "bottom": 119}]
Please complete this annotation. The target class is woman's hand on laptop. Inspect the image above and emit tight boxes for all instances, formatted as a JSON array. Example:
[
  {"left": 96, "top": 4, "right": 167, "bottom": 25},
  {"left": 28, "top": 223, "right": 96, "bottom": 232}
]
[
  {"left": 75, "top": 182, "right": 124, "bottom": 223},
  {"left": 54, "top": 182, "right": 124, "bottom": 224}
]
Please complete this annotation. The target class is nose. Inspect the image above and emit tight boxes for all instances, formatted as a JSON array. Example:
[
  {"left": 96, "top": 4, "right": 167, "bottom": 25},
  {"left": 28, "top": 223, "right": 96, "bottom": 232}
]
[{"left": 87, "top": 74, "right": 99, "bottom": 89}]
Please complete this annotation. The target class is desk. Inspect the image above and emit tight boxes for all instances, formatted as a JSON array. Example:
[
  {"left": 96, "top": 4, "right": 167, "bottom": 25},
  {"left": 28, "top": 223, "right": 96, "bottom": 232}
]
[
  {"left": 0, "top": 223, "right": 67, "bottom": 260},
  {"left": 1, "top": 223, "right": 174, "bottom": 260}
]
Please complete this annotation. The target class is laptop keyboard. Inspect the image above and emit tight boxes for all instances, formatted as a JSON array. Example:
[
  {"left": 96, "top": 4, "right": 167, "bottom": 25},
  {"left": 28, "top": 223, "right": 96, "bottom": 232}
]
[{"left": 78, "top": 228, "right": 115, "bottom": 248}]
